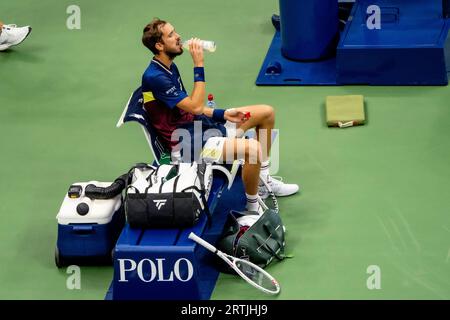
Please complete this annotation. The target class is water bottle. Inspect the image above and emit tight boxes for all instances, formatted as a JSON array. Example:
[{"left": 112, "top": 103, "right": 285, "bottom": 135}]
[
  {"left": 183, "top": 39, "right": 216, "bottom": 52},
  {"left": 207, "top": 94, "right": 216, "bottom": 108}
]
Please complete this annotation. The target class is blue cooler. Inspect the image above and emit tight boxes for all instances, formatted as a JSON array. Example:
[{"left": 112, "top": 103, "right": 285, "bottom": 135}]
[{"left": 55, "top": 182, "right": 125, "bottom": 267}]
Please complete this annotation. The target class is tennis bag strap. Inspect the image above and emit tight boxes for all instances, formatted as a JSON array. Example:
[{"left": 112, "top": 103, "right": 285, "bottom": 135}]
[
  {"left": 181, "top": 162, "right": 212, "bottom": 227},
  {"left": 123, "top": 163, "right": 154, "bottom": 213},
  {"left": 252, "top": 234, "right": 285, "bottom": 261},
  {"left": 197, "top": 163, "right": 212, "bottom": 226}
]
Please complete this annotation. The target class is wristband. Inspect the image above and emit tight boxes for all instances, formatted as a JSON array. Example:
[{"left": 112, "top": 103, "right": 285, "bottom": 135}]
[
  {"left": 212, "top": 108, "right": 226, "bottom": 122},
  {"left": 194, "top": 67, "right": 205, "bottom": 82}
]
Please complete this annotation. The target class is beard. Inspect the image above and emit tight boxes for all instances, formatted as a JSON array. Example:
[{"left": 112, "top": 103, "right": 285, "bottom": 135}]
[{"left": 166, "top": 47, "right": 183, "bottom": 59}]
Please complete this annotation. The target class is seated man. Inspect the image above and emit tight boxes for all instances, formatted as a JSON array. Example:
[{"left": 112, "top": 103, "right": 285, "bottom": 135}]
[
  {"left": 0, "top": 22, "right": 32, "bottom": 51},
  {"left": 140, "top": 18, "right": 298, "bottom": 214}
]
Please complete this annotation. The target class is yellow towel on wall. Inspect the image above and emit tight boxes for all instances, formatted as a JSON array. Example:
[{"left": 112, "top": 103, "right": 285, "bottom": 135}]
[{"left": 326, "top": 95, "right": 365, "bottom": 128}]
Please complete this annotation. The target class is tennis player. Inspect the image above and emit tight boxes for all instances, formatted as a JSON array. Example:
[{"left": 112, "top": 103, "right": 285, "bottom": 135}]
[{"left": 140, "top": 18, "right": 299, "bottom": 214}]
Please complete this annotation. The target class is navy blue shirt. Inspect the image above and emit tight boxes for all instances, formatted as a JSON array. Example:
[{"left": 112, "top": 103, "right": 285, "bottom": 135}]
[{"left": 141, "top": 58, "right": 194, "bottom": 149}]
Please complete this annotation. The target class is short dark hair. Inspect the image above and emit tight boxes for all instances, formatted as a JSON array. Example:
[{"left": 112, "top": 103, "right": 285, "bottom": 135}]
[{"left": 142, "top": 18, "right": 167, "bottom": 55}]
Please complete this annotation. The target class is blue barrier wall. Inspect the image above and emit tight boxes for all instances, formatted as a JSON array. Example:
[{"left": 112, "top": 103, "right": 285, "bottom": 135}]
[{"left": 279, "top": 0, "right": 339, "bottom": 60}]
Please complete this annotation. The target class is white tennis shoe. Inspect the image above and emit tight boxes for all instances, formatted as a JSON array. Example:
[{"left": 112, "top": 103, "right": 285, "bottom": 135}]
[
  {"left": 258, "top": 175, "right": 299, "bottom": 199},
  {"left": 0, "top": 24, "right": 32, "bottom": 51}
]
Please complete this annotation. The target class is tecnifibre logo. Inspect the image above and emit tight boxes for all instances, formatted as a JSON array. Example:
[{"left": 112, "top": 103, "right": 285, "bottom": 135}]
[{"left": 153, "top": 199, "right": 167, "bottom": 210}]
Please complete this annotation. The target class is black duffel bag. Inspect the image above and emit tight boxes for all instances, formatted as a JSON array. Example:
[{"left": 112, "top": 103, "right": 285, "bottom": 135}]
[{"left": 125, "top": 163, "right": 211, "bottom": 229}]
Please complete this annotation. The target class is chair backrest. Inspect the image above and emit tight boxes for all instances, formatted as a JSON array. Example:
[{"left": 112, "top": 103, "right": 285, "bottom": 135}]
[{"left": 116, "top": 86, "right": 167, "bottom": 165}]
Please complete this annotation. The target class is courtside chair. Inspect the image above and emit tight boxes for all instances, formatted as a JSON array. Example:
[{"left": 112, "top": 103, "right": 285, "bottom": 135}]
[{"left": 116, "top": 86, "right": 173, "bottom": 165}]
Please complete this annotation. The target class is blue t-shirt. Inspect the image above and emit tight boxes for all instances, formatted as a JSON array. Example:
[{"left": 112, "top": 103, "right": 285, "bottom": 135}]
[
  {"left": 142, "top": 57, "right": 227, "bottom": 159},
  {"left": 141, "top": 58, "right": 194, "bottom": 149}
]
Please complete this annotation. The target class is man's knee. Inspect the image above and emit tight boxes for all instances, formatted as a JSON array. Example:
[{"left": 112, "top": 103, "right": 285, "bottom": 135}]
[
  {"left": 261, "top": 104, "right": 275, "bottom": 123},
  {"left": 245, "top": 139, "right": 262, "bottom": 164}
]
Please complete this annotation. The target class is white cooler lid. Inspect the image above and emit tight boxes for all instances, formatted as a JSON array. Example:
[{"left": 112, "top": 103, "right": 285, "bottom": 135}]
[{"left": 56, "top": 182, "right": 122, "bottom": 225}]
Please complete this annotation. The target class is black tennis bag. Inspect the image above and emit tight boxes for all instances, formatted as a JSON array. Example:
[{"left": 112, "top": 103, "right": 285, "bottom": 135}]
[{"left": 125, "top": 163, "right": 212, "bottom": 229}]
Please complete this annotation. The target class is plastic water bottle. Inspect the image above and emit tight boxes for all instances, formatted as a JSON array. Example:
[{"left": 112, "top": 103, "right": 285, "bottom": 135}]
[
  {"left": 183, "top": 39, "right": 216, "bottom": 52},
  {"left": 207, "top": 94, "right": 216, "bottom": 108}
]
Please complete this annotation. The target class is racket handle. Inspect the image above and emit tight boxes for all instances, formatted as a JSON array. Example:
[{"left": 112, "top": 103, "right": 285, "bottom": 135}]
[{"left": 188, "top": 232, "right": 217, "bottom": 253}]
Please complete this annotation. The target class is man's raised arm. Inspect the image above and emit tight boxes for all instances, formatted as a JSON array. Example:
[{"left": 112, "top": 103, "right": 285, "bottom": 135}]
[{"left": 176, "top": 38, "right": 205, "bottom": 115}]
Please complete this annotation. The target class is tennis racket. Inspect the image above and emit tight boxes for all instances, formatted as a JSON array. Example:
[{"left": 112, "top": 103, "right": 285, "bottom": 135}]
[{"left": 188, "top": 232, "right": 281, "bottom": 295}]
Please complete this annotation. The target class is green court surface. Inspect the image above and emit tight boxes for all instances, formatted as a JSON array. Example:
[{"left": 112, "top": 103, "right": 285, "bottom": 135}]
[{"left": 0, "top": 0, "right": 449, "bottom": 300}]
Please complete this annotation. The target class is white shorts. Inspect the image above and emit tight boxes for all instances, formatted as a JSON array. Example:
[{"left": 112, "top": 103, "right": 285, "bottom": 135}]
[
  {"left": 224, "top": 121, "right": 244, "bottom": 139},
  {"left": 201, "top": 121, "right": 244, "bottom": 163}
]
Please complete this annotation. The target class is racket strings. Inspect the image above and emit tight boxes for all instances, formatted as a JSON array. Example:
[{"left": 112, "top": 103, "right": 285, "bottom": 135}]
[{"left": 235, "top": 260, "right": 279, "bottom": 293}]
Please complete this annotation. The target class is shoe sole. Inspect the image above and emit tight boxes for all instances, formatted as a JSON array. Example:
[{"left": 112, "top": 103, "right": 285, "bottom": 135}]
[
  {"left": 273, "top": 190, "right": 300, "bottom": 197},
  {"left": 259, "top": 190, "right": 299, "bottom": 199},
  {"left": 258, "top": 189, "right": 300, "bottom": 199},
  {"left": 0, "top": 27, "right": 32, "bottom": 51}
]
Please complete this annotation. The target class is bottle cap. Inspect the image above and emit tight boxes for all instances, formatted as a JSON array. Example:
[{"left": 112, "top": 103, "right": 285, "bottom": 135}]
[{"left": 208, "top": 94, "right": 214, "bottom": 101}]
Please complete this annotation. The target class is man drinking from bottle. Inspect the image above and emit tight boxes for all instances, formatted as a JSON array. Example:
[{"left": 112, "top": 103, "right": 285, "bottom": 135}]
[{"left": 140, "top": 18, "right": 299, "bottom": 214}]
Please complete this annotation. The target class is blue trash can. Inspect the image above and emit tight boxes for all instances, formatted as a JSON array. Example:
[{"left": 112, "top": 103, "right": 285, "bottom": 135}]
[{"left": 279, "top": 0, "right": 339, "bottom": 61}]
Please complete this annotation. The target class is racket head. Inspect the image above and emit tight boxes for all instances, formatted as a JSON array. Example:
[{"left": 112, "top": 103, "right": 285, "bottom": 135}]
[
  {"left": 190, "top": 233, "right": 281, "bottom": 295},
  {"left": 218, "top": 251, "right": 280, "bottom": 295}
]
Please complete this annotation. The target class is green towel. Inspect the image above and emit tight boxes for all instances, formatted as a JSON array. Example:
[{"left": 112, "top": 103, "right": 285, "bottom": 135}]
[{"left": 326, "top": 95, "right": 365, "bottom": 128}]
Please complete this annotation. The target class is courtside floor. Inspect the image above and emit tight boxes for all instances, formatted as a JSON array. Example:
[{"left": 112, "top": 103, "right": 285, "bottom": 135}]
[{"left": 0, "top": 0, "right": 449, "bottom": 299}]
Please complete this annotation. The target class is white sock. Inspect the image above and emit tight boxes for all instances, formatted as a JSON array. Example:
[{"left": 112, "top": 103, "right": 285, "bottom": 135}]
[
  {"left": 260, "top": 160, "right": 270, "bottom": 183},
  {"left": 246, "top": 193, "right": 259, "bottom": 212}
]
